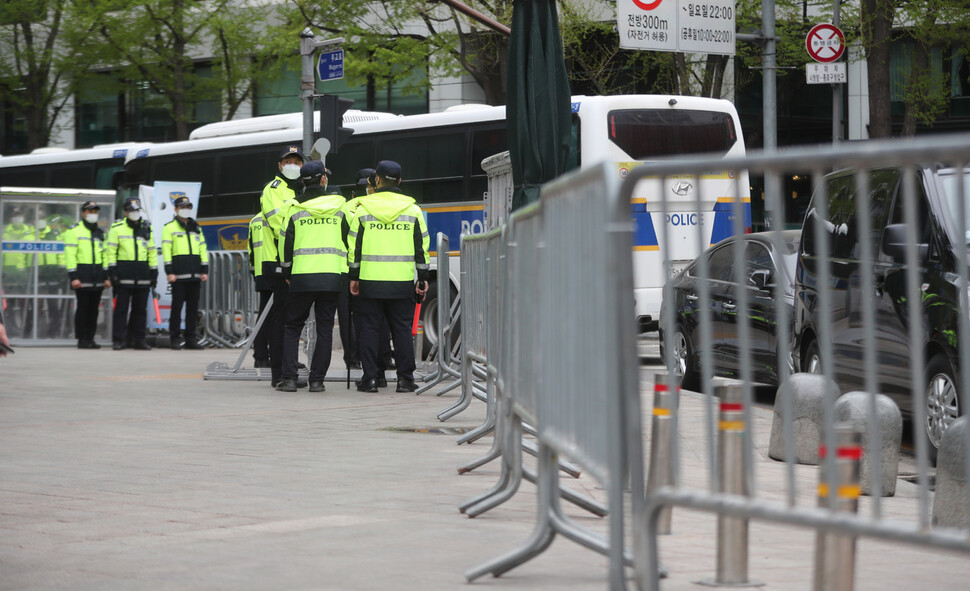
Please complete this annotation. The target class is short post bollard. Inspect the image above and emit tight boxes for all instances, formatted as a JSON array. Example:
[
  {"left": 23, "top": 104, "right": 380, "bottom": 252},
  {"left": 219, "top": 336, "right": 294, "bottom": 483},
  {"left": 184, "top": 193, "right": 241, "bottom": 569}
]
[
  {"left": 699, "top": 383, "right": 763, "bottom": 587},
  {"left": 646, "top": 373, "right": 679, "bottom": 534},
  {"left": 813, "top": 424, "right": 862, "bottom": 591}
]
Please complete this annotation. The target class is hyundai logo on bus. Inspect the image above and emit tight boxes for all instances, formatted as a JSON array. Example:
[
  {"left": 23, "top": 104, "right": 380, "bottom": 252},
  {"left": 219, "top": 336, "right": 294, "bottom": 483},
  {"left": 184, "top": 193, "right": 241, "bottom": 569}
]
[
  {"left": 667, "top": 213, "right": 699, "bottom": 226},
  {"left": 671, "top": 180, "right": 693, "bottom": 196}
]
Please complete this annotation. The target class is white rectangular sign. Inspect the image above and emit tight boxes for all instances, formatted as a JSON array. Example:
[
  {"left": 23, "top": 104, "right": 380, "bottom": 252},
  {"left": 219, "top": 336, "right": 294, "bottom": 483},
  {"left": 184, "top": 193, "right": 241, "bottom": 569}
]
[
  {"left": 806, "top": 62, "right": 846, "bottom": 84},
  {"left": 618, "top": 0, "right": 735, "bottom": 56}
]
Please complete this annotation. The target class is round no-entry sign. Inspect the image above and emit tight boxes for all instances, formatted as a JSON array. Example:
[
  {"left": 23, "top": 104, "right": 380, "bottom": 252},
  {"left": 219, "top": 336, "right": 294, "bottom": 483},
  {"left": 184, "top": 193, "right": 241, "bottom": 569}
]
[{"left": 806, "top": 23, "right": 845, "bottom": 63}]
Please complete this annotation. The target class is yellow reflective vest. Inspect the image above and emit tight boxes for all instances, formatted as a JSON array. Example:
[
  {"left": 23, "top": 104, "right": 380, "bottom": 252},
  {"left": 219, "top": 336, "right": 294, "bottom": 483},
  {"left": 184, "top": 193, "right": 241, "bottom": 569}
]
[
  {"left": 105, "top": 218, "right": 157, "bottom": 287},
  {"left": 248, "top": 212, "right": 281, "bottom": 291},
  {"left": 162, "top": 217, "right": 208, "bottom": 281},
  {"left": 280, "top": 189, "right": 349, "bottom": 293},
  {"left": 347, "top": 188, "right": 430, "bottom": 299},
  {"left": 63, "top": 220, "right": 107, "bottom": 289}
]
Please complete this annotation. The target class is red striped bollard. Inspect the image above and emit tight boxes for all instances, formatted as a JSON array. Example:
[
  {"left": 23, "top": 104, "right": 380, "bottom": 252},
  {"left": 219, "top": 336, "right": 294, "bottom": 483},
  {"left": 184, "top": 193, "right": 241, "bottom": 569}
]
[
  {"left": 814, "top": 425, "right": 862, "bottom": 591},
  {"left": 646, "top": 373, "right": 679, "bottom": 534}
]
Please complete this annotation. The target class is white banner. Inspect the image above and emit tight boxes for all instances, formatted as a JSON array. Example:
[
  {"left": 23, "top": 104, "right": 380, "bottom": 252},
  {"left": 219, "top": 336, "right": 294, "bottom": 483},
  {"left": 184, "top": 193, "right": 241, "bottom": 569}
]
[{"left": 141, "top": 182, "right": 202, "bottom": 330}]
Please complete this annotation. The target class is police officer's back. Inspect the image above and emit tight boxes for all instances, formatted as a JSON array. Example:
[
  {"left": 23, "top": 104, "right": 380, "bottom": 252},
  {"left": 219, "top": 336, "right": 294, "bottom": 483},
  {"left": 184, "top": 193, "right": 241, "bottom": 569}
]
[
  {"left": 348, "top": 160, "right": 430, "bottom": 392},
  {"left": 276, "top": 160, "right": 350, "bottom": 392}
]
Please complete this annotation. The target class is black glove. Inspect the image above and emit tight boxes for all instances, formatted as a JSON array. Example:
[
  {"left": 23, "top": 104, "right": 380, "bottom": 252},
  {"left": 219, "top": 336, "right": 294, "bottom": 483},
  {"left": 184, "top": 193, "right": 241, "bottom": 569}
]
[
  {"left": 109, "top": 273, "right": 118, "bottom": 288},
  {"left": 150, "top": 269, "right": 159, "bottom": 284}
]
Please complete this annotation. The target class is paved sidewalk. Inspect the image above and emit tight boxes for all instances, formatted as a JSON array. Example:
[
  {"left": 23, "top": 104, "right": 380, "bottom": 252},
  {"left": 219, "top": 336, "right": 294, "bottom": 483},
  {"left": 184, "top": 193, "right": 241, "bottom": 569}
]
[{"left": 1, "top": 346, "right": 968, "bottom": 590}]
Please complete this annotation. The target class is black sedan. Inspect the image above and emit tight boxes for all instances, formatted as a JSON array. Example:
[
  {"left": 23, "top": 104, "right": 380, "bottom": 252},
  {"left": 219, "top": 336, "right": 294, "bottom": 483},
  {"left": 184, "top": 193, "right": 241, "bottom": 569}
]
[{"left": 659, "top": 230, "right": 800, "bottom": 390}]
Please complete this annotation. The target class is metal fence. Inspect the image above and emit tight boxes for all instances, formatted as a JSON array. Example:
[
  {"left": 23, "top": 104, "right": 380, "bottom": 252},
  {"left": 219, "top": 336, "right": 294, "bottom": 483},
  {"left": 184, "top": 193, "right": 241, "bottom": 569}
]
[
  {"left": 201, "top": 250, "right": 257, "bottom": 348},
  {"left": 639, "top": 132, "right": 970, "bottom": 589},
  {"left": 462, "top": 162, "right": 643, "bottom": 587}
]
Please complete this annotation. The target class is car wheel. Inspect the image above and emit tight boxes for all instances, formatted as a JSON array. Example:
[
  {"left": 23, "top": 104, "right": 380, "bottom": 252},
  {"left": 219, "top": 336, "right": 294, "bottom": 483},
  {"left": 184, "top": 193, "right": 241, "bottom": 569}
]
[
  {"left": 672, "top": 327, "right": 699, "bottom": 391},
  {"left": 924, "top": 353, "right": 959, "bottom": 459},
  {"left": 802, "top": 339, "right": 822, "bottom": 375}
]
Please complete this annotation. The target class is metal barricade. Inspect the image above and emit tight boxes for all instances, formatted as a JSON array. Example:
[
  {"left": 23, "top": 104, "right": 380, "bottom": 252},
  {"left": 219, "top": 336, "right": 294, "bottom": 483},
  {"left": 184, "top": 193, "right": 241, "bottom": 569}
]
[
  {"left": 417, "top": 233, "right": 463, "bottom": 395},
  {"left": 467, "top": 162, "right": 642, "bottom": 587},
  {"left": 200, "top": 250, "right": 255, "bottom": 348},
  {"left": 640, "top": 133, "right": 970, "bottom": 590}
]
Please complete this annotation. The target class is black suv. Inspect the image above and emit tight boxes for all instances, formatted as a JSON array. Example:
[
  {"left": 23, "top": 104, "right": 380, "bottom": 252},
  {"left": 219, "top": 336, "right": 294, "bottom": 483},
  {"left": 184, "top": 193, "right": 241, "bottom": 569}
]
[{"left": 794, "top": 166, "right": 969, "bottom": 457}]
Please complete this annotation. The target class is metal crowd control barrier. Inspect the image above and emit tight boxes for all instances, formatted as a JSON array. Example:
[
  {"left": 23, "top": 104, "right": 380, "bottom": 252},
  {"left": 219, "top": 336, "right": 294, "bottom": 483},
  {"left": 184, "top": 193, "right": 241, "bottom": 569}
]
[
  {"left": 641, "top": 133, "right": 970, "bottom": 590},
  {"left": 466, "top": 162, "right": 643, "bottom": 587},
  {"left": 200, "top": 250, "right": 255, "bottom": 348},
  {"left": 416, "top": 233, "right": 462, "bottom": 395}
]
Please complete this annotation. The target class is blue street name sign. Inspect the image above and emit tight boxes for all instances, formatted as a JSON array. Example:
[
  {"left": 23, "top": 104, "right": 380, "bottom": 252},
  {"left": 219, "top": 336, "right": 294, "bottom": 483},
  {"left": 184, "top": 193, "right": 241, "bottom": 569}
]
[{"left": 318, "top": 49, "right": 345, "bottom": 81}]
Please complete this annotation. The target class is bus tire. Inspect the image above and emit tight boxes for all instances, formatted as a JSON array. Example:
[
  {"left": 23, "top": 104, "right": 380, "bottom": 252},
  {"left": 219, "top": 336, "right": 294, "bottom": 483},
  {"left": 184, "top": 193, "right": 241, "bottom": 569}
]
[{"left": 420, "top": 280, "right": 458, "bottom": 360}]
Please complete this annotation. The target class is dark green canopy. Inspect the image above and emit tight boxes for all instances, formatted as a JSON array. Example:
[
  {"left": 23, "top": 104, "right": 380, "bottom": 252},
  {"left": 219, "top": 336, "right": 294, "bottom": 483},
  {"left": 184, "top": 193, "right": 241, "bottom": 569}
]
[{"left": 506, "top": 0, "right": 572, "bottom": 211}]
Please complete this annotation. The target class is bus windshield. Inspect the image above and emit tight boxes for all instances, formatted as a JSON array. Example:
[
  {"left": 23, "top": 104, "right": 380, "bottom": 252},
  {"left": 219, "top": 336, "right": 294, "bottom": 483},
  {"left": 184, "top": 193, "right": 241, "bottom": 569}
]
[{"left": 608, "top": 109, "right": 738, "bottom": 159}]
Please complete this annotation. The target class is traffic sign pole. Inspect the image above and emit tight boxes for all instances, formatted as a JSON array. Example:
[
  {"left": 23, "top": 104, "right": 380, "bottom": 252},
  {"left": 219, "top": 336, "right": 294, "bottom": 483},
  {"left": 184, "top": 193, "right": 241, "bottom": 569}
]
[{"left": 299, "top": 29, "right": 345, "bottom": 156}]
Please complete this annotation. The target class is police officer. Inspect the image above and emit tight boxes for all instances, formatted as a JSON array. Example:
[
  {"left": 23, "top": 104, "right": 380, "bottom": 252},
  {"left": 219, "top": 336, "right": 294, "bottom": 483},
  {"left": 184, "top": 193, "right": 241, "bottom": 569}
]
[
  {"left": 36, "top": 212, "right": 69, "bottom": 337},
  {"left": 277, "top": 160, "right": 350, "bottom": 392},
  {"left": 105, "top": 197, "right": 157, "bottom": 350},
  {"left": 247, "top": 211, "right": 278, "bottom": 368},
  {"left": 348, "top": 160, "right": 430, "bottom": 393},
  {"left": 63, "top": 201, "right": 110, "bottom": 349},
  {"left": 162, "top": 196, "right": 209, "bottom": 350},
  {"left": 259, "top": 145, "right": 305, "bottom": 387}
]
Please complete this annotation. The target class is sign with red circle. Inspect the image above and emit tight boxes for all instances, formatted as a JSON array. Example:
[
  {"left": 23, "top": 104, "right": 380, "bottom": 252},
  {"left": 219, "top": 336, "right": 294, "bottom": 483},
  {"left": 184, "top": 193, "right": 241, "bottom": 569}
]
[
  {"left": 806, "top": 23, "right": 845, "bottom": 63},
  {"left": 632, "top": 0, "right": 663, "bottom": 9}
]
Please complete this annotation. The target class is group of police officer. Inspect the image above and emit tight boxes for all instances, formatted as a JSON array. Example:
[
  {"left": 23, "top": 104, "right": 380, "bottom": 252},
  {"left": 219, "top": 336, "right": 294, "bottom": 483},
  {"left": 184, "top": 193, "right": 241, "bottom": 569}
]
[
  {"left": 2, "top": 195, "right": 210, "bottom": 351},
  {"left": 250, "top": 146, "right": 430, "bottom": 394}
]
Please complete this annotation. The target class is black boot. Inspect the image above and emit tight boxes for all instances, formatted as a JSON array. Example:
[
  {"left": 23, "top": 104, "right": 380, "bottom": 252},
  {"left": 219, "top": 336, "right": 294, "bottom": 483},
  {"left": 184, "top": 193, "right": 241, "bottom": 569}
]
[{"left": 276, "top": 378, "right": 298, "bottom": 392}]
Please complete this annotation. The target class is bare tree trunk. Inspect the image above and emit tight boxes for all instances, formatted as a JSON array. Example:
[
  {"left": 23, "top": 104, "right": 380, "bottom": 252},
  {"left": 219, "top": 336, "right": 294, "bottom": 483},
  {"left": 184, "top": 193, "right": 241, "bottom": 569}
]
[{"left": 862, "top": 0, "right": 894, "bottom": 138}]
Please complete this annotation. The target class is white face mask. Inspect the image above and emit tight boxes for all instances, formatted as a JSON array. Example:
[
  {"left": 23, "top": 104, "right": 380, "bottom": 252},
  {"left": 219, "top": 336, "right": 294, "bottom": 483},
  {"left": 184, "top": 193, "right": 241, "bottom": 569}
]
[
  {"left": 84, "top": 213, "right": 99, "bottom": 224},
  {"left": 281, "top": 163, "right": 302, "bottom": 180},
  {"left": 127, "top": 211, "right": 142, "bottom": 222},
  {"left": 176, "top": 208, "right": 191, "bottom": 219},
  {"left": 10, "top": 216, "right": 24, "bottom": 225}
]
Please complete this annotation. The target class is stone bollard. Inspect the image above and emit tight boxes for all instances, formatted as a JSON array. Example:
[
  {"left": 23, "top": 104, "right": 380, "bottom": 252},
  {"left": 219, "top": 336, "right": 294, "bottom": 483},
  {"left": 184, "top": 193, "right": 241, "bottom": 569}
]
[
  {"left": 769, "top": 373, "right": 841, "bottom": 464},
  {"left": 833, "top": 391, "right": 902, "bottom": 496},
  {"left": 932, "top": 417, "right": 970, "bottom": 529}
]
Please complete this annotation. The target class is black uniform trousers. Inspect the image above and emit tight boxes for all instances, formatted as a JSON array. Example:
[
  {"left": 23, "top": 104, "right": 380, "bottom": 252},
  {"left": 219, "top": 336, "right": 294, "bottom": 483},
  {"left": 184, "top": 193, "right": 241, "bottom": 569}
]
[
  {"left": 112, "top": 286, "right": 149, "bottom": 345},
  {"left": 169, "top": 281, "right": 201, "bottom": 343},
  {"left": 269, "top": 277, "right": 289, "bottom": 382},
  {"left": 252, "top": 289, "right": 272, "bottom": 363},
  {"left": 282, "top": 291, "right": 338, "bottom": 381},
  {"left": 337, "top": 287, "right": 357, "bottom": 365},
  {"left": 74, "top": 288, "right": 103, "bottom": 342},
  {"left": 351, "top": 294, "right": 393, "bottom": 369},
  {"left": 357, "top": 297, "right": 416, "bottom": 383}
]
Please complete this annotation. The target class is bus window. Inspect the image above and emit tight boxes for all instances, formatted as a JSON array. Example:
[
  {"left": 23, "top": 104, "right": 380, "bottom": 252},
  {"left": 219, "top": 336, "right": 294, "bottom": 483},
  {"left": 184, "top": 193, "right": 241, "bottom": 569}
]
[
  {"left": 608, "top": 109, "right": 738, "bottom": 159},
  {"left": 406, "top": 179, "right": 464, "bottom": 204},
  {"left": 326, "top": 140, "right": 375, "bottom": 187},
  {"left": 383, "top": 132, "right": 464, "bottom": 181},
  {"left": 56, "top": 163, "right": 94, "bottom": 188},
  {"left": 219, "top": 148, "right": 278, "bottom": 196},
  {"left": 154, "top": 154, "right": 216, "bottom": 196},
  {"left": 471, "top": 127, "right": 507, "bottom": 170},
  {"left": 0, "top": 166, "right": 45, "bottom": 187},
  {"left": 94, "top": 164, "right": 122, "bottom": 190}
]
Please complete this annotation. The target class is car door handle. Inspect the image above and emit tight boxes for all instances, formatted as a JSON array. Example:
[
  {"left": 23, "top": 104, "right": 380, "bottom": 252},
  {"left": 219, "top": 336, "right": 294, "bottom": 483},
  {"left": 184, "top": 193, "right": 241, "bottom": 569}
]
[{"left": 686, "top": 293, "right": 699, "bottom": 302}]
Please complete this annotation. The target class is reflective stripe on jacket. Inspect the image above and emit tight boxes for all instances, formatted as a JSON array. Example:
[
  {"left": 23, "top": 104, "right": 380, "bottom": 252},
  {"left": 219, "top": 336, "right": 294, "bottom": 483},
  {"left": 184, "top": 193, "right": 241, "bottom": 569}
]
[
  {"left": 105, "top": 218, "right": 156, "bottom": 286},
  {"left": 281, "top": 191, "right": 349, "bottom": 293},
  {"left": 347, "top": 188, "right": 430, "bottom": 299},
  {"left": 63, "top": 221, "right": 107, "bottom": 289},
  {"left": 162, "top": 218, "right": 209, "bottom": 281},
  {"left": 248, "top": 212, "right": 281, "bottom": 291}
]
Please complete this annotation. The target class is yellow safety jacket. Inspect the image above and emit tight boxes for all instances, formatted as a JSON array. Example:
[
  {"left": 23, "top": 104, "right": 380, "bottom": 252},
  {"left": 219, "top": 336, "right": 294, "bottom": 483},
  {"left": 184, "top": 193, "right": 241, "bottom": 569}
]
[
  {"left": 248, "top": 213, "right": 281, "bottom": 291},
  {"left": 280, "top": 189, "right": 349, "bottom": 293},
  {"left": 37, "top": 225, "right": 65, "bottom": 268},
  {"left": 348, "top": 187, "right": 430, "bottom": 299},
  {"left": 63, "top": 220, "right": 107, "bottom": 289},
  {"left": 162, "top": 217, "right": 209, "bottom": 281},
  {"left": 259, "top": 175, "right": 302, "bottom": 244},
  {"left": 105, "top": 218, "right": 157, "bottom": 287}
]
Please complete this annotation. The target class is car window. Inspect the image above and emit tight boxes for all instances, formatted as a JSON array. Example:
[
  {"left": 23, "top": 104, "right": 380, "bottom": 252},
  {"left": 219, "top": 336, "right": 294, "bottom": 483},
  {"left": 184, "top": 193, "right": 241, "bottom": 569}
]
[
  {"left": 744, "top": 242, "right": 773, "bottom": 287},
  {"left": 889, "top": 173, "right": 930, "bottom": 244},
  {"left": 705, "top": 243, "right": 736, "bottom": 283}
]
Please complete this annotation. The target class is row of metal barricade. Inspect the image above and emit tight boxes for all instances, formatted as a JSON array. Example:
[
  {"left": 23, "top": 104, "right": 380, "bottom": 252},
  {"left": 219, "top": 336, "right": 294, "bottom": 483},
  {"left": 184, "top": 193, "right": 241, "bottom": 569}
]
[
  {"left": 200, "top": 250, "right": 257, "bottom": 349},
  {"left": 428, "top": 134, "right": 970, "bottom": 589}
]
